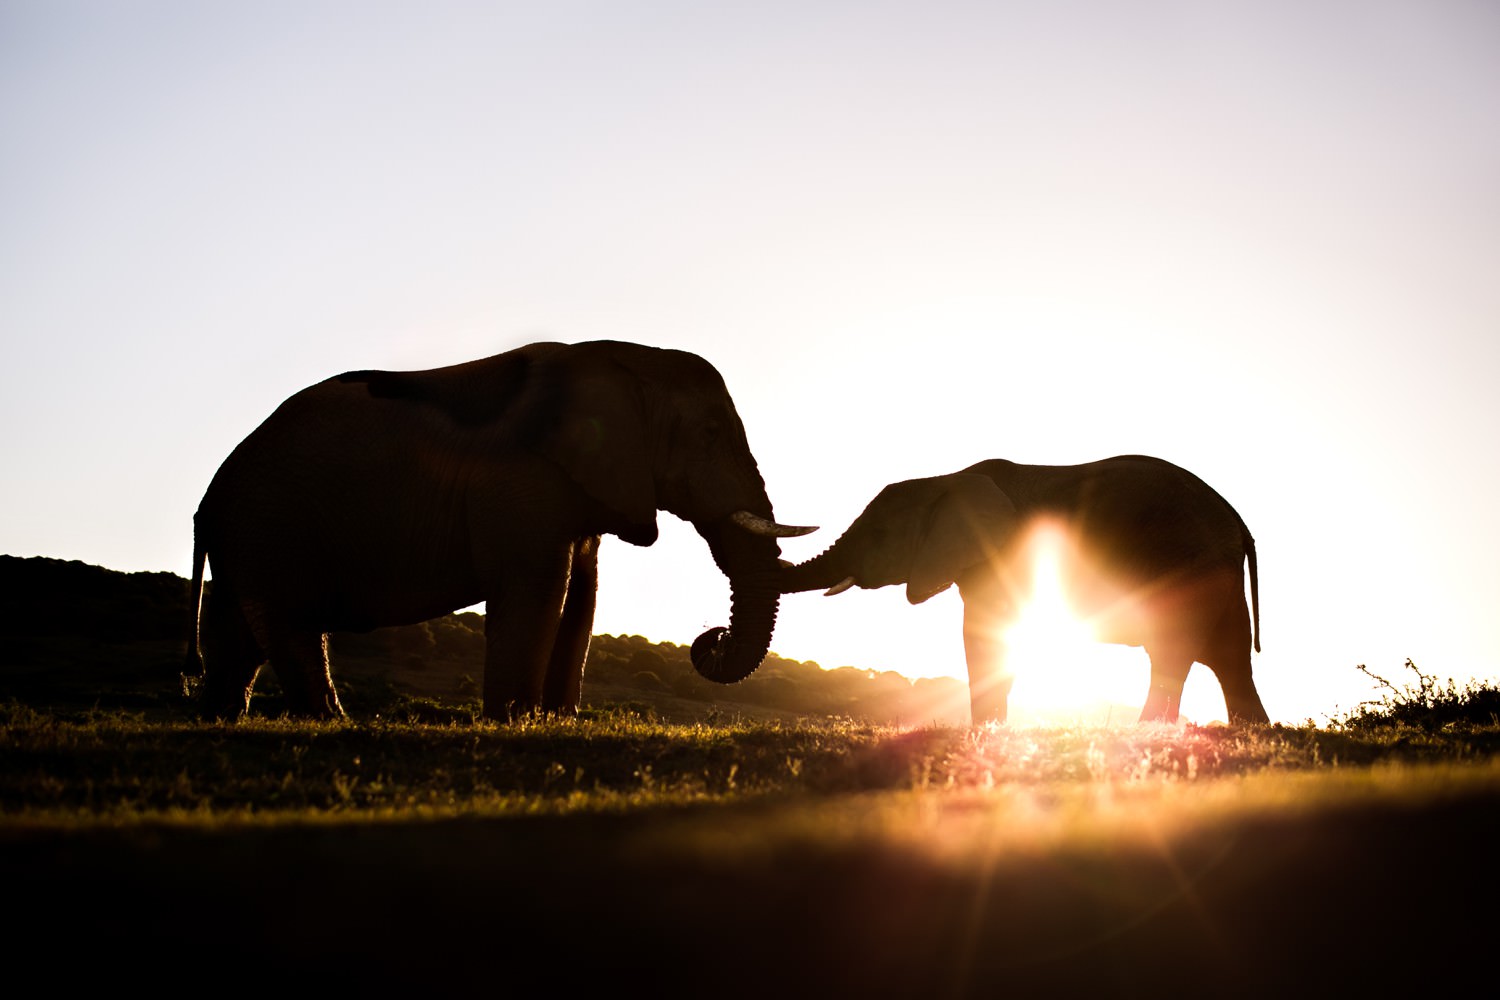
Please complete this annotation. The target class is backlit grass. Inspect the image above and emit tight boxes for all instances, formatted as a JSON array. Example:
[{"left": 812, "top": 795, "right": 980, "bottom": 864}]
[{"left": 5, "top": 673, "right": 1498, "bottom": 828}]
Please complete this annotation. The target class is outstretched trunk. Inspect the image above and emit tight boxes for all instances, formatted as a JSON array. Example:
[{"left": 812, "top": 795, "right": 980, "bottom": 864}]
[
  {"left": 689, "top": 516, "right": 786, "bottom": 684},
  {"left": 778, "top": 541, "right": 856, "bottom": 595}
]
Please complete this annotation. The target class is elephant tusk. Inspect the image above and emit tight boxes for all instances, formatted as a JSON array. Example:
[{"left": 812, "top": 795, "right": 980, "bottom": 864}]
[
  {"left": 729, "top": 510, "right": 818, "bottom": 537},
  {"left": 824, "top": 576, "right": 856, "bottom": 597}
]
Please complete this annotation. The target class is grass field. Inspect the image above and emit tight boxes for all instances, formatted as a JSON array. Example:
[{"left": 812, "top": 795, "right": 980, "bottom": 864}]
[{"left": 4, "top": 670, "right": 1499, "bottom": 996}]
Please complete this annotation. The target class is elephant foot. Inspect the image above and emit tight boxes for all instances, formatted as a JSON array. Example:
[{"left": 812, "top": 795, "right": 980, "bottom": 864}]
[
  {"left": 1137, "top": 690, "right": 1181, "bottom": 723},
  {"left": 281, "top": 685, "right": 346, "bottom": 720},
  {"left": 203, "top": 704, "right": 249, "bottom": 723},
  {"left": 201, "top": 683, "right": 253, "bottom": 722},
  {"left": 483, "top": 698, "right": 545, "bottom": 724},
  {"left": 1226, "top": 702, "right": 1270, "bottom": 725},
  {"left": 969, "top": 701, "right": 1009, "bottom": 727}
]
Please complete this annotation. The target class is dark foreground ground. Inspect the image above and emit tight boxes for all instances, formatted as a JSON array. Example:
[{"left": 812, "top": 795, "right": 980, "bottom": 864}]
[{"left": 8, "top": 778, "right": 1497, "bottom": 998}]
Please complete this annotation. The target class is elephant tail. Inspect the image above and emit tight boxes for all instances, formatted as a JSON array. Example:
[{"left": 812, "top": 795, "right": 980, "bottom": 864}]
[
  {"left": 184, "top": 525, "right": 206, "bottom": 677},
  {"left": 1244, "top": 527, "right": 1261, "bottom": 654},
  {"left": 1201, "top": 471, "right": 1261, "bottom": 655}
]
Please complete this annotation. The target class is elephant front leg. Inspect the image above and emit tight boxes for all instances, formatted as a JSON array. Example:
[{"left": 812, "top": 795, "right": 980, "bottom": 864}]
[
  {"left": 1140, "top": 647, "right": 1191, "bottom": 723},
  {"left": 542, "top": 535, "right": 600, "bottom": 715},
  {"left": 960, "top": 591, "right": 1015, "bottom": 725},
  {"left": 482, "top": 564, "right": 571, "bottom": 722}
]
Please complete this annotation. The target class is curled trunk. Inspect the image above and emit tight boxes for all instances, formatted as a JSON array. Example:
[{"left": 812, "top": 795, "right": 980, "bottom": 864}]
[
  {"left": 689, "top": 514, "right": 786, "bottom": 684},
  {"left": 690, "top": 574, "right": 781, "bottom": 683}
]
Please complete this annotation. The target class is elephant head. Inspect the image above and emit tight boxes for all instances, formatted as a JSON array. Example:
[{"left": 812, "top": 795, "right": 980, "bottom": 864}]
[
  {"left": 523, "top": 342, "right": 815, "bottom": 685},
  {"left": 780, "top": 473, "right": 1022, "bottom": 605}
]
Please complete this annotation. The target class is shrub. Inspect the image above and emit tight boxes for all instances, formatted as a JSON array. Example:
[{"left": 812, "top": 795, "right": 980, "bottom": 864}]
[{"left": 1336, "top": 659, "right": 1500, "bottom": 730}]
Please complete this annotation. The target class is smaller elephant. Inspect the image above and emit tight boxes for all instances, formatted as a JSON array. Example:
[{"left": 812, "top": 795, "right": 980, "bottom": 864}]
[{"left": 780, "top": 456, "right": 1270, "bottom": 725}]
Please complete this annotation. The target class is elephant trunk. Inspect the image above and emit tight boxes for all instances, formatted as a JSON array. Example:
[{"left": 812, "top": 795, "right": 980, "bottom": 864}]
[
  {"left": 690, "top": 515, "right": 787, "bottom": 684},
  {"left": 691, "top": 574, "right": 782, "bottom": 684},
  {"left": 777, "top": 539, "right": 856, "bottom": 596}
]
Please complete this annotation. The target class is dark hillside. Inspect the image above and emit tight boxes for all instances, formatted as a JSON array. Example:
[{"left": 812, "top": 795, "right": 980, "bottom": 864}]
[
  {"left": 0, "top": 555, "right": 195, "bottom": 712},
  {"left": 0, "top": 555, "right": 970, "bottom": 724},
  {"left": 0, "top": 554, "right": 190, "bottom": 640}
]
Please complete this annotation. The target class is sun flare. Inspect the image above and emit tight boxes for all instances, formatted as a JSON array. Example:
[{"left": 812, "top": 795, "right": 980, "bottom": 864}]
[{"left": 1000, "top": 524, "right": 1143, "bottom": 725}]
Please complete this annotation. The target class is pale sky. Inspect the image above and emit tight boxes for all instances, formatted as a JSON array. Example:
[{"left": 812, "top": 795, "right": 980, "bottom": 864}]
[{"left": 3, "top": 1, "right": 1497, "bottom": 725}]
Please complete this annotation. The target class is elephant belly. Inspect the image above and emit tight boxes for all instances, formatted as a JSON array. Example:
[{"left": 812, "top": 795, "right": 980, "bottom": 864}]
[
  {"left": 1073, "top": 568, "right": 1241, "bottom": 651},
  {"left": 318, "top": 578, "right": 482, "bottom": 633},
  {"left": 214, "top": 517, "right": 484, "bottom": 634}
]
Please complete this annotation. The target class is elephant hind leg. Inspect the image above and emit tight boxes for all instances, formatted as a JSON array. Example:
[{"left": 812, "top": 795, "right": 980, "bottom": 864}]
[
  {"left": 1140, "top": 646, "right": 1191, "bottom": 723},
  {"left": 265, "top": 628, "right": 345, "bottom": 720},
  {"left": 199, "top": 588, "right": 265, "bottom": 720},
  {"left": 543, "top": 536, "right": 600, "bottom": 716},
  {"left": 1210, "top": 664, "right": 1269, "bottom": 724},
  {"left": 1202, "top": 608, "right": 1269, "bottom": 724}
]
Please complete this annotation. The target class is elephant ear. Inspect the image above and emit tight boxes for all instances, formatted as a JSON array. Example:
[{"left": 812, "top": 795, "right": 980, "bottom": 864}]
[
  {"left": 528, "top": 354, "right": 660, "bottom": 546},
  {"left": 907, "top": 474, "right": 1019, "bottom": 604}
]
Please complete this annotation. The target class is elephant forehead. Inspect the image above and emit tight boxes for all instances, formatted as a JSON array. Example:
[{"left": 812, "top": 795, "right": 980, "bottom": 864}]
[
  {"left": 868, "top": 477, "right": 945, "bottom": 512},
  {"left": 594, "top": 340, "right": 729, "bottom": 391}
]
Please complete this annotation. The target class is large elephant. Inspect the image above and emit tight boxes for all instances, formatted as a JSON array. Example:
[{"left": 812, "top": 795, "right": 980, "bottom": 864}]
[
  {"left": 184, "top": 340, "right": 814, "bottom": 721},
  {"left": 780, "top": 456, "right": 1270, "bottom": 725}
]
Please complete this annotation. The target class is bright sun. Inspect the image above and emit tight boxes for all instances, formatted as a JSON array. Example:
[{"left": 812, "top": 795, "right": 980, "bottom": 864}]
[{"left": 999, "top": 524, "right": 1146, "bottom": 725}]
